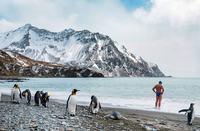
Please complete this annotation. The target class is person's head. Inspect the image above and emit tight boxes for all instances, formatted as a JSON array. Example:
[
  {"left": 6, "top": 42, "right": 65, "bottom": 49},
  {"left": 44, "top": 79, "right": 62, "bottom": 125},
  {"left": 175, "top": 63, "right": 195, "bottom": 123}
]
[
  {"left": 159, "top": 81, "right": 162, "bottom": 84},
  {"left": 71, "top": 89, "right": 80, "bottom": 95}
]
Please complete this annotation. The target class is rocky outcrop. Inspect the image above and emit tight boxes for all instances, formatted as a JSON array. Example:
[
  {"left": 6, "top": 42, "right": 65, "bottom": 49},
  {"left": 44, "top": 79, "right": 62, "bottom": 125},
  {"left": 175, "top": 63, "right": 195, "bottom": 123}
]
[{"left": 0, "top": 50, "right": 103, "bottom": 77}]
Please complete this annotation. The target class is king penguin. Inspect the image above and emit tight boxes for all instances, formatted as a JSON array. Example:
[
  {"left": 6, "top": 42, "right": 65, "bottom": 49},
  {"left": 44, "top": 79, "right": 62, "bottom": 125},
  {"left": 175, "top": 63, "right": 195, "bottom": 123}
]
[
  {"left": 179, "top": 103, "right": 195, "bottom": 125},
  {"left": 41, "top": 92, "right": 50, "bottom": 107},
  {"left": 89, "top": 95, "right": 101, "bottom": 114},
  {"left": 11, "top": 84, "right": 22, "bottom": 104},
  {"left": 34, "top": 91, "right": 42, "bottom": 106},
  {"left": 22, "top": 89, "right": 31, "bottom": 105},
  {"left": 66, "top": 89, "right": 80, "bottom": 116}
]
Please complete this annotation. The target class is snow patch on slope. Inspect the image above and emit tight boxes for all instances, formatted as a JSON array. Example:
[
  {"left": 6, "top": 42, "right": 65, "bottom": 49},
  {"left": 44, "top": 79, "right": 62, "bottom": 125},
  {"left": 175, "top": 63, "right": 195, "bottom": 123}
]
[{"left": 0, "top": 24, "right": 165, "bottom": 77}]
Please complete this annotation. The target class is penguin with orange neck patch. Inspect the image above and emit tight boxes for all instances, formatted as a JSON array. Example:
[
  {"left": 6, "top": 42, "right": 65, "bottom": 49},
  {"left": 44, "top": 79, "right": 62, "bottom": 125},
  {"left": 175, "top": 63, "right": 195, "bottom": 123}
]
[
  {"left": 11, "top": 84, "right": 22, "bottom": 104},
  {"left": 66, "top": 89, "right": 80, "bottom": 116}
]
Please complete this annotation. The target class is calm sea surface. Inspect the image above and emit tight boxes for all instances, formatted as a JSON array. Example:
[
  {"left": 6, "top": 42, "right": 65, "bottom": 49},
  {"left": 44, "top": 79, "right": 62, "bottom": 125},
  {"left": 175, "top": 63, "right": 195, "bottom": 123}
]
[{"left": 0, "top": 77, "right": 199, "bottom": 116}]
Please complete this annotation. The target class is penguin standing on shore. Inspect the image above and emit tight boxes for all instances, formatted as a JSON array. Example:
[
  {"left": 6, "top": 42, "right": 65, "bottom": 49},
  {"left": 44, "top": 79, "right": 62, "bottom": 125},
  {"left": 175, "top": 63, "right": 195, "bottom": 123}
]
[
  {"left": 179, "top": 103, "right": 195, "bottom": 125},
  {"left": 89, "top": 95, "right": 101, "bottom": 114},
  {"left": 41, "top": 92, "right": 50, "bottom": 108},
  {"left": 34, "top": 91, "right": 43, "bottom": 106},
  {"left": 66, "top": 89, "right": 80, "bottom": 116},
  {"left": 11, "top": 84, "right": 22, "bottom": 104},
  {"left": 22, "top": 89, "right": 31, "bottom": 105}
]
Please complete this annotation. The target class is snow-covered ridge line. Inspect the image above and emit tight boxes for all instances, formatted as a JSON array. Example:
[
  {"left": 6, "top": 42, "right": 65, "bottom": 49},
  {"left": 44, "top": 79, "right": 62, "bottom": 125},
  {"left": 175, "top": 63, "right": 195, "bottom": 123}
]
[{"left": 0, "top": 24, "right": 165, "bottom": 77}]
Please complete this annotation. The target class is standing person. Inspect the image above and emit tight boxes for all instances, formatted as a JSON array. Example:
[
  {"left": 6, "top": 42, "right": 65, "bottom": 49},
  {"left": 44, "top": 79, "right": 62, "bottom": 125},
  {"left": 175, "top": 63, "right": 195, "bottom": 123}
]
[
  {"left": 152, "top": 81, "right": 164, "bottom": 108},
  {"left": 66, "top": 89, "right": 80, "bottom": 116}
]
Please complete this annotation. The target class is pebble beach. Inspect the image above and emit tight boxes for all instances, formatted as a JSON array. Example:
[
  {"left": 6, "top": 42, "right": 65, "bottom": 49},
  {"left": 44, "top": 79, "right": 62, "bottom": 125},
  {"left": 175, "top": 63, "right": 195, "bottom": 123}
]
[{"left": 0, "top": 94, "right": 200, "bottom": 131}]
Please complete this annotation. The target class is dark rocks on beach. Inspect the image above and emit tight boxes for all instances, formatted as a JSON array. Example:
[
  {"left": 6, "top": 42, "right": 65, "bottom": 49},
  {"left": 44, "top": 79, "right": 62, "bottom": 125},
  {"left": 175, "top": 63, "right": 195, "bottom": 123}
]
[
  {"left": 159, "top": 122, "right": 167, "bottom": 125},
  {"left": 0, "top": 94, "right": 146, "bottom": 131},
  {"left": 1, "top": 94, "right": 199, "bottom": 131}
]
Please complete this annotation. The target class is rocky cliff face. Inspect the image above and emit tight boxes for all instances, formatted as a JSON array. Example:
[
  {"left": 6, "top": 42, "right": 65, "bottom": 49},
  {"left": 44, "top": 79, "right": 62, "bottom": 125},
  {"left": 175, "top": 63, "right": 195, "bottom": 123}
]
[
  {"left": 0, "top": 49, "right": 103, "bottom": 77},
  {"left": 0, "top": 24, "right": 165, "bottom": 77}
]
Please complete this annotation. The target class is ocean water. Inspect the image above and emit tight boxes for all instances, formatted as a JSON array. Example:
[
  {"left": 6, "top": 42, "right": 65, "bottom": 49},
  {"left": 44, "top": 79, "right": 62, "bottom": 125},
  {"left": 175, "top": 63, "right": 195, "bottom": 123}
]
[{"left": 0, "top": 77, "right": 199, "bottom": 117}]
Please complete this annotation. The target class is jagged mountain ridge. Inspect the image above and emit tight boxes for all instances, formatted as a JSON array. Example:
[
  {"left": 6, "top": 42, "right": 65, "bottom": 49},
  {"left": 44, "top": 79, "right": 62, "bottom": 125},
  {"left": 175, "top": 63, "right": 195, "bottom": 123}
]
[
  {"left": 0, "top": 24, "right": 165, "bottom": 77},
  {"left": 0, "top": 49, "right": 103, "bottom": 77}
]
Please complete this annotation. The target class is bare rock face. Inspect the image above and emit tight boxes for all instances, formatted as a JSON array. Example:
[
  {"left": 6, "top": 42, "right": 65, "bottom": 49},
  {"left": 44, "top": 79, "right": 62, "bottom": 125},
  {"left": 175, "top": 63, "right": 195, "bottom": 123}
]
[
  {"left": 0, "top": 49, "right": 103, "bottom": 77},
  {"left": 0, "top": 24, "right": 165, "bottom": 77}
]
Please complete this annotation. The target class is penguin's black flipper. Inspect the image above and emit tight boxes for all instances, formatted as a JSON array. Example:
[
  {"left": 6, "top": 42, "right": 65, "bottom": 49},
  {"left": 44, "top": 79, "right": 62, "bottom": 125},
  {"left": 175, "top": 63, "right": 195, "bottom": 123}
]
[
  {"left": 99, "top": 102, "right": 102, "bottom": 109},
  {"left": 19, "top": 89, "right": 22, "bottom": 99},
  {"left": 66, "top": 94, "right": 71, "bottom": 110},
  {"left": 179, "top": 109, "right": 189, "bottom": 113}
]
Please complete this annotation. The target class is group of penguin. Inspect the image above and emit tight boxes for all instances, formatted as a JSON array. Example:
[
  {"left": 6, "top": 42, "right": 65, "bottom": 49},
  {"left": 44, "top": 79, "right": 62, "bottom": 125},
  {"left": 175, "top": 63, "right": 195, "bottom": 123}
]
[
  {"left": 9, "top": 84, "right": 195, "bottom": 126},
  {"left": 10, "top": 85, "right": 102, "bottom": 115},
  {"left": 11, "top": 84, "right": 50, "bottom": 107}
]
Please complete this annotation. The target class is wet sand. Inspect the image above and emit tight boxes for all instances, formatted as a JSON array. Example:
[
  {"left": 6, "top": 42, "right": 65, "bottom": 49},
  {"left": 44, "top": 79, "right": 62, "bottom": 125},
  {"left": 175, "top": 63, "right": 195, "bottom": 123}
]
[{"left": 0, "top": 94, "right": 199, "bottom": 131}]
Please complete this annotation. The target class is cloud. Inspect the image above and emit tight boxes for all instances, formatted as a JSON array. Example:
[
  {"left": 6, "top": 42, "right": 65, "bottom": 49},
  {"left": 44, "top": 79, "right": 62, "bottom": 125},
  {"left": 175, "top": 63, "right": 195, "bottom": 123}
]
[
  {"left": 0, "top": 0, "right": 200, "bottom": 76},
  {"left": 0, "top": 19, "right": 19, "bottom": 32}
]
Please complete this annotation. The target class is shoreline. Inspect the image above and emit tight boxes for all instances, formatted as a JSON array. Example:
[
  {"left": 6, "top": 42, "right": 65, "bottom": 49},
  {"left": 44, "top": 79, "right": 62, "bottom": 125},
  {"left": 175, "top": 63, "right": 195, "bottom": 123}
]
[
  {"left": 1, "top": 91, "right": 200, "bottom": 118},
  {"left": 0, "top": 94, "right": 200, "bottom": 130},
  {"left": 0, "top": 76, "right": 171, "bottom": 80},
  {"left": 48, "top": 97, "right": 200, "bottom": 119}
]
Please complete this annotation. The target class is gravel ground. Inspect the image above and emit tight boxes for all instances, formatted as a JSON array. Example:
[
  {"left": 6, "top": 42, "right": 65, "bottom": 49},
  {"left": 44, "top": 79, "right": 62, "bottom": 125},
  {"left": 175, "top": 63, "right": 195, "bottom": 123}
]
[
  {"left": 0, "top": 94, "right": 145, "bottom": 131},
  {"left": 0, "top": 94, "right": 199, "bottom": 131}
]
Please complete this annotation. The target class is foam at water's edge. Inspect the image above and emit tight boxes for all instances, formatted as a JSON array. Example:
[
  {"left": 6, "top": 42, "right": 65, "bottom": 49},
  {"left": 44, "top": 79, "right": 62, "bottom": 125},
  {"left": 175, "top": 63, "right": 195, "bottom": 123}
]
[
  {"left": 52, "top": 98, "right": 200, "bottom": 118},
  {"left": 51, "top": 92, "right": 200, "bottom": 117},
  {"left": 0, "top": 78, "right": 200, "bottom": 116},
  {"left": 1, "top": 86, "right": 200, "bottom": 118}
]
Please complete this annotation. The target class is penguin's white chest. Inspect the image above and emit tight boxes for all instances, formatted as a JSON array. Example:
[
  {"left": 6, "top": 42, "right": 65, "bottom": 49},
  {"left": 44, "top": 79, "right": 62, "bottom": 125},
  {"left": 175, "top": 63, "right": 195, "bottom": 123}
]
[
  {"left": 91, "top": 101, "right": 100, "bottom": 113},
  {"left": 191, "top": 110, "right": 195, "bottom": 123},
  {"left": 12, "top": 89, "right": 20, "bottom": 101},
  {"left": 68, "top": 95, "right": 77, "bottom": 115}
]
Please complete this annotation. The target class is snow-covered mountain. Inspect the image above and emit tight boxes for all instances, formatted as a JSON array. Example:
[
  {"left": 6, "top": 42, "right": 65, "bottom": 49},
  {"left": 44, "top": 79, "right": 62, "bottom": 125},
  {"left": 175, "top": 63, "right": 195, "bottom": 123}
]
[{"left": 0, "top": 24, "right": 165, "bottom": 77}]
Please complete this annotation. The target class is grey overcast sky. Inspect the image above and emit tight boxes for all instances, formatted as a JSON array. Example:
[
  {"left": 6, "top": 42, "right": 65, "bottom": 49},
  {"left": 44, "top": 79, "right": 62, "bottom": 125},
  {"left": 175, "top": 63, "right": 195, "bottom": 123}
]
[{"left": 0, "top": 0, "right": 200, "bottom": 77}]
